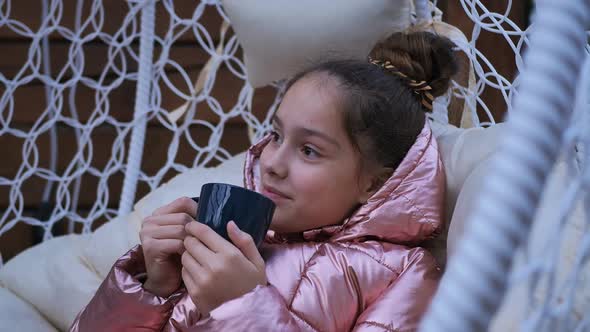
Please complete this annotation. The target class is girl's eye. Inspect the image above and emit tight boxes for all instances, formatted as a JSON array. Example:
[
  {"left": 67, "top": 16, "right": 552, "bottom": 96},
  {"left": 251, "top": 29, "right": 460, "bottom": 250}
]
[
  {"left": 301, "top": 145, "right": 319, "bottom": 158},
  {"left": 270, "top": 130, "right": 282, "bottom": 143}
]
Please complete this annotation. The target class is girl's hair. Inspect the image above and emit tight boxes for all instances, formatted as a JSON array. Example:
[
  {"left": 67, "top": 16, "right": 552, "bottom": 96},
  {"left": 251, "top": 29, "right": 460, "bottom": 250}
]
[{"left": 288, "top": 31, "right": 458, "bottom": 179}]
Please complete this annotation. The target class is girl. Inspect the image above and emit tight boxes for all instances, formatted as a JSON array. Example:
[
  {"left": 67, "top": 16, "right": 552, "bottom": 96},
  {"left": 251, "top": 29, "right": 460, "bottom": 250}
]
[{"left": 70, "top": 31, "right": 458, "bottom": 332}]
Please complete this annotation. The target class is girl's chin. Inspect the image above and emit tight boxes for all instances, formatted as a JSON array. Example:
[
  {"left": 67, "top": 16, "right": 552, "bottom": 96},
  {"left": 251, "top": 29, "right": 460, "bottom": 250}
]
[{"left": 269, "top": 218, "right": 296, "bottom": 234}]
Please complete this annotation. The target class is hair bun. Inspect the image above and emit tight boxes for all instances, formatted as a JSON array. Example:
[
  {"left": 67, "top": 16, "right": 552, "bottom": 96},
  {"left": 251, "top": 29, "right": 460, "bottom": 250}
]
[{"left": 369, "top": 31, "right": 459, "bottom": 99}]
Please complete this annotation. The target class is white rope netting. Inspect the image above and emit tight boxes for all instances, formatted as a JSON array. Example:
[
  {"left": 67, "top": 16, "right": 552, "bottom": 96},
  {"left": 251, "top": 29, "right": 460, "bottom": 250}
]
[
  {"left": 0, "top": 0, "right": 282, "bottom": 254},
  {"left": 0, "top": 0, "right": 588, "bottom": 330},
  {"left": 447, "top": 0, "right": 528, "bottom": 128}
]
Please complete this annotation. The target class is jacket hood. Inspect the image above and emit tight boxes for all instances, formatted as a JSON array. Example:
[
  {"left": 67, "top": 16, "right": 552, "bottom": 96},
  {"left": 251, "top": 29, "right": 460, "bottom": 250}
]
[{"left": 243, "top": 121, "right": 445, "bottom": 244}]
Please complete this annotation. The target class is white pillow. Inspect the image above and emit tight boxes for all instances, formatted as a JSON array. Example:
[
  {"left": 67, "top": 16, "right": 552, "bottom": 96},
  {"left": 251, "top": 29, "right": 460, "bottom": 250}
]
[
  {"left": 0, "top": 287, "right": 57, "bottom": 332},
  {"left": 222, "top": 0, "right": 412, "bottom": 87},
  {"left": 430, "top": 121, "right": 504, "bottom": 221},
  {"left": 0, "top": 234, "right": 102, "bottom": 331}
]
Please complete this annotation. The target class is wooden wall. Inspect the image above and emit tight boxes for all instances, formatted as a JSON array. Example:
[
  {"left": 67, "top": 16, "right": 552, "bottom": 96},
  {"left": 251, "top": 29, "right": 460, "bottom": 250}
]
[{"left": 0, "top": 1, "right": 529, "bottom": 262}]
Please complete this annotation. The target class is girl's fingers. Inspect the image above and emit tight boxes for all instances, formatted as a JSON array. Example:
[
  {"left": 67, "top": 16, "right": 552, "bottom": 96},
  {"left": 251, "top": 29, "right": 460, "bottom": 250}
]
[
  {"left": 182, "top": 267, "right": 208, "bottom": 314},
  {"left": 182, "top": 267, "right": 197, "bottom": 292},
  {"left": 143, "top": 238, "right": 185, "bottom": 255},
  {"left": 148, "top": 225, "right": 187, "bottom": 240},
  {"left": 185, "top": 221, "right": 232, "bottom": 253},
  {"left": 181, "top": 250, "right": 206, "bottom": 278},
  {"left": 184, "top": 236, "right": 216, "bottom": 267},
  {"left": 144, "top": 213, "right": 195, "bottom": 227},
  {"left": 152, "top": 197, "right": 198, "bottom": 218},
  {"left": 227, "top": 221, "right": 265, "bottom": 270}
]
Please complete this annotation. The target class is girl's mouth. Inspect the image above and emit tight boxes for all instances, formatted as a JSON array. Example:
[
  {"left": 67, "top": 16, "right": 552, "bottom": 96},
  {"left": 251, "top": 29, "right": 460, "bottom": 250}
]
[{"left": 261, "top": 184, "right": 291, "bottom": 203}]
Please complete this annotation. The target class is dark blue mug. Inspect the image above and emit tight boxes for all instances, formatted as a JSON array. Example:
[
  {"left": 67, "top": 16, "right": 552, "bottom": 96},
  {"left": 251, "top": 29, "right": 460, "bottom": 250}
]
[{"left": 192, "top": 183, "right": 276, "bottom": 248}]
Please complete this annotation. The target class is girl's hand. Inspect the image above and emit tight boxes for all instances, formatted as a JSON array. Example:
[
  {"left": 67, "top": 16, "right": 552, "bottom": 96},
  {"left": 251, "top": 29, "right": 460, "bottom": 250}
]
[
  {"left": 181, "top": 221, "right": 267, "bottom": 316},
  {"left": 140, "top": 197, "right": 197, "bottom": 298}
]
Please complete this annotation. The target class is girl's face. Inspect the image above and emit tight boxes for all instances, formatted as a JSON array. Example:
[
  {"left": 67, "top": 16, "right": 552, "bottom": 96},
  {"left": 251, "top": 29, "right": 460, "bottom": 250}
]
[{"left": 260, "top": 74, "right": 375, "bottom": 234}]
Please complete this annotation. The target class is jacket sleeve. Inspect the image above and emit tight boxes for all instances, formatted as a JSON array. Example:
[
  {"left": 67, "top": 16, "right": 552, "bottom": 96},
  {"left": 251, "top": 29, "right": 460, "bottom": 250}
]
[
  {"left": 352, "top": 248, "right": 441, "bottom": 332},
  {"left": 69, "top": 245, "right": 187, "bottom": 332}
]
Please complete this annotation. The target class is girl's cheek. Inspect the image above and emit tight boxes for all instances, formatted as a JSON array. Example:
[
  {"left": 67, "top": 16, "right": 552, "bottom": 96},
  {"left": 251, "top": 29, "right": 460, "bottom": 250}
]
[{"left": 292, "top": 165, "right": 322, "bottom": 194}]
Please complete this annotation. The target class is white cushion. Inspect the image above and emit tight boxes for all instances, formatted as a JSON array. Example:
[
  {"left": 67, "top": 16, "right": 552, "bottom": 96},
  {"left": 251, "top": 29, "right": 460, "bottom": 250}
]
[
  {"left": 445, "top": 159, "right": 492, "bottom": 258},
  {"left": 423, "top": 121, "right": 503, "bottom": 264},
  {"left": 430, "top": 121, "right": 505, "bottom": 221},
  {"left": 222, "top": 0, "right": 412, "bottom": 87},
  {"left": 0, "top": 287, "right": 57, "bottom": 332},
  {"left": 0, "top": 234, "right": 102, "bottom": 331}
]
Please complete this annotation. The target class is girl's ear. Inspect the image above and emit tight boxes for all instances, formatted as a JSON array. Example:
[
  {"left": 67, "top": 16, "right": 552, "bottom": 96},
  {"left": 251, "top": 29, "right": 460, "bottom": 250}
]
[{"left": 357, "top": 167, "right": 393, "bottom": 204}]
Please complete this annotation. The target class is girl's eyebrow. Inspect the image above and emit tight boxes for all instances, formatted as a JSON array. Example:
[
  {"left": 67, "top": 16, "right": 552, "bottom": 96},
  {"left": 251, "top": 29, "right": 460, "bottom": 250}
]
[
  {"left": 298, "top": 128, "right": 341, "bottom": 149},
  {"left": 272, "top": 115, "right": 340, "bottom": 149}
]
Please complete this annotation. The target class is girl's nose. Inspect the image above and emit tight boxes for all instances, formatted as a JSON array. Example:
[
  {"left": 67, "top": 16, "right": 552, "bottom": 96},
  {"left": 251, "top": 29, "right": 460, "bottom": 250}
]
[{"left": 262, "top": 145, "right": 288, "bottom": 180}]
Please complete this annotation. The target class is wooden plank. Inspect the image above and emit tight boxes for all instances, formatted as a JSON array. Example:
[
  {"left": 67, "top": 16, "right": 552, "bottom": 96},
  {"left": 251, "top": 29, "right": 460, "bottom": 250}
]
[
  {"left": 444, "top": 0, "right": 528, "bottom": 122},
  {"left": 0, "top": 0, "right": 225, "bottom": 42},
  {"left": 0, "top": 122, "right": 254, "bottom": 176},
  {"left": 0, "top": 66, "right": 275, "bottom": 125},
  {"left": 0, "top": 123, "right": 254, "bottom": 208},
  {"left": 0, "top": 40, "right": 211, "bottom": 80}
]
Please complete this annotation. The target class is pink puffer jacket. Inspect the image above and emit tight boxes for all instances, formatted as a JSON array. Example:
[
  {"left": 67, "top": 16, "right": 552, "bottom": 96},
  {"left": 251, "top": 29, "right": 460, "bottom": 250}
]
[{"left": 70, "top": 122, "right": 444, "bottom": 332}]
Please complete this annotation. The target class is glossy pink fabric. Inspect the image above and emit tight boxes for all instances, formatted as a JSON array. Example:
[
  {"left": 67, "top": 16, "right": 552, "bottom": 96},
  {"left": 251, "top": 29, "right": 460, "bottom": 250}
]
[{"left": 70, "top": 121, "right": 445, "bottom": 332}]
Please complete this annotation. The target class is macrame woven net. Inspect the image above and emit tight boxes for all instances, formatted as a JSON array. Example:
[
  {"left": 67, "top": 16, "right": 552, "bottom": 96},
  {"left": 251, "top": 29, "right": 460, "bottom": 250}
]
[{"left": 0, "top": 0, "right": 588, "bottom": 330}]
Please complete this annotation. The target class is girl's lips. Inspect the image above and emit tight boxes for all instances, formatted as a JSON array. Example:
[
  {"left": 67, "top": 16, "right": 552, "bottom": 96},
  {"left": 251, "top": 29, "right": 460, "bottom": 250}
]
[{"left": 261, "top": 185, "right": 291, "bottom": 202}]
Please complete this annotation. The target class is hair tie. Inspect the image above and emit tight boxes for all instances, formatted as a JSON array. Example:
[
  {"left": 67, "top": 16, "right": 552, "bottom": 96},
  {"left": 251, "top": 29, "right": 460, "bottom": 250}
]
[{"left": 368, "top": 57, "right": 434, "bottom": 111}]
